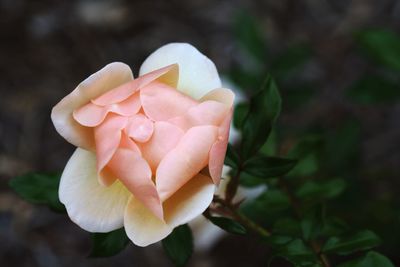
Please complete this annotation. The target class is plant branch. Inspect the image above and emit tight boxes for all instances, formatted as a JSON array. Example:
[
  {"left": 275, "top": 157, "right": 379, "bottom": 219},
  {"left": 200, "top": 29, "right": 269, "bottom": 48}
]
[
  {"left": 211, "top": 196, "right": 271, "bottom": 238},
  {"left": 278, "top": 177, "right": 331, "bottom": 267}
]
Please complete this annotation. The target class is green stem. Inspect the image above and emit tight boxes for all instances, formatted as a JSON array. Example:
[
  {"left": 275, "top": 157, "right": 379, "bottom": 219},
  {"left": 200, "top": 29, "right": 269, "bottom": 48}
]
[
  {"left": 212, "top": 196, "right": 271, "bottom": 238},
  {"left": 278, "top": 178, "right": 331, "bottom": 267}
]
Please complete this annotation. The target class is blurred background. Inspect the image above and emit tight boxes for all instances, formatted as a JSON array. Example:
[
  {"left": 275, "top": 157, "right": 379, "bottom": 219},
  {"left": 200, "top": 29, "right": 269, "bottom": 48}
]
[{"left": 1, "top": 0, "right": 399, "bottom": 266}]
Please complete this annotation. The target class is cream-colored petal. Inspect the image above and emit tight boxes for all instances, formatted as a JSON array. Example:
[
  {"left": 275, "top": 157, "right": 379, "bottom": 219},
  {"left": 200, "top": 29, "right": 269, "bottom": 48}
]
[
  {"left": 200, "top": 88, "right": 235, "bottom": 107},
  {"left": 123, "top": 173, "right": 215, "bottom": 247},
  {"left": 124, "top": 196, "right": 172, "bottom": 247},
  {"left": 164, "top": 173, "right": 215, "bottom": 227},
  {"left": 51, "top": 62, "right": 133, "bottom": 150},
  {"left": 139, "top": 43, "right": 221, "bottom": 99},
  {"left": 59, "top": 148, "right": 130, "bottom": 233}
]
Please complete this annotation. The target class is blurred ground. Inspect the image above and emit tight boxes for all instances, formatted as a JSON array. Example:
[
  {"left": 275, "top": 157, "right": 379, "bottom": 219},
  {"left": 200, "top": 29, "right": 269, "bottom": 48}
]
[{"left": 0, "top": 0, "right": 399, "bottom": 266}]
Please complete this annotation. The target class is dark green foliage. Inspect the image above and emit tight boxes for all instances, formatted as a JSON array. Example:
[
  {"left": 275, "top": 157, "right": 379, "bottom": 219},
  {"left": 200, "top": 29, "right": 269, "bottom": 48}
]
[
  {"left": 322, "top": 230, "right": 381, "bottom": 255},
  {"left": 162, "top": 224, "right": 193, "bottom": 267},
  {"left": 338, "top": 251, "right": 395, "bottom": 267},
  {"left": 243, "top": 155, "right": 297, "bottom": 179},
  {"left": 224, "top": 143, "right": 240, "bottom": 169},
  {"left": 240, "top": 75, "right": 281, "bottom": 159},
  {"left": 356, "top": 29, "right": 400, "bottom": 71},
  {"left": 9, "top": 173, "right": 65, "bottom": 212},
  {"left": 208, "top": 216, "right": 247, "bottom": 235},
  {"left": 233, "top": 102, "right": 250, "bottom": 129},
  {"left": 296, "top": 179, "right": 347, "bottom": 200},
  {"left": 347, "top": 75, "right": 400, "bottom": 104},
  {"left": 90, "top": 228, "right": 130, "bottom": 257},
  {"left": 275, "top": 239, "right": 316, "bottom": 266}
]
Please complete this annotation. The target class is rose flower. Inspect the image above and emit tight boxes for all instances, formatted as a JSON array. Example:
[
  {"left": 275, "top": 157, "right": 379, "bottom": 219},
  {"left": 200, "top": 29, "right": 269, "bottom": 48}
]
[{"left": 51, "top": 43, "right": 234, "bottom": 246}]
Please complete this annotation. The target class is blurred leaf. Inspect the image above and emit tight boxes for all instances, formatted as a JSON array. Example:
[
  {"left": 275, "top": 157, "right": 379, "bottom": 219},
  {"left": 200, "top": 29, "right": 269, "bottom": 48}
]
[
  {"left": 356, "top": 29, "right": 400, "bottom": 71},
  {"left": 9, "top": 173, "right": 65, "bottom": 212},
  {"left": 208, "top": 216, "right": 247, "bottom": 235},
  {"left": 233, "top": 102, "right": 250, "bottom": 129},
  {"left": 162, "top": 224, "right": 193, "bottom": 267},
  {"left": 320, "top": 217, "right": 349, "bottom": 237},
  {"left": 234, "top": 11, "right": 267, "bottom": 61},
  {"left": 301, "top": 212, "right": 323, "bottom": 242},
  {"left": 241, "top": 75, "right": 282, "bottom": 158},
  {"left": 265, "top": 235, "right": 294, "bottom": 247},
  {"left": 277, "top": 239, "right": 316, "bottom": 265},
  {"left": 243, "top": 155, "right": 297, "bottom": 179},
  {"left": 338, "top": 251, "right": 395, "bottom": 267},
  {"left": 347, "top": 75, "right": 400, "bottom": 104},
  {"left": 296, "top": 179, "right": 347, "bottom": 200},
  {"left": 271, "top": 44, "right": 312, "bottom": 78},
  {"left": 322, "top": 230, "right": 381, "bottom": 255},
  {"left": 287, "top": 135, "right": 322, "bottom": 177},
  {"left": 273, "top": 217, "right": 302, "bottom": 236},
  {"left": 224, "top": 144, "right": 240, "bottom": 169},
  {"left": 238, "top": 172, "right": 269, "bottom": 187},
  {"left": 242, "top": 189, "right": 290, "bottom": 221},
  {"left": 90, "top": 228, "right": 129, "bottom": 258}
]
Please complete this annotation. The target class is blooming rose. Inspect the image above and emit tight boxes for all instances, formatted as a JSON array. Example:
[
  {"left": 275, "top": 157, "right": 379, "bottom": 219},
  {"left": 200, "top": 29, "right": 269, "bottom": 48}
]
[{"left": 51, "top": 43, "right": 234, "bottom": 246}]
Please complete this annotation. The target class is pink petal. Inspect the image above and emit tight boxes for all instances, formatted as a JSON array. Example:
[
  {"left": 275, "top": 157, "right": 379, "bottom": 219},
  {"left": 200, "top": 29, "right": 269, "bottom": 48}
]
[
  {"left": 208, "top": 110, "right": 233, "bottom": 184},
  {"left": 108, "top": 148, "right": 163, "bottom": 221},
  {"left": 92, "top": 64, "right": 179, "bottom": 106},
  {"left": 73, "top": 93, "right": 141, "bottom": 128},
  {"left": 73, "top": 102, "right": 108, "bottom": 127},
  {"left": 108, "top": 92, "right": 141, "bottom": 117},
  {"left": 139, "top": 121, "right": 184, "bottom": 171},
  {"left": 126, "top": 114, "right": 154, "bottom": 143},
  {"left": 156, "top": 125, "right": 218, "bottom": 201},
  {"left": 94, "top": 114, "right": 128, "bottom": 185},
  {"left": 140, "top": 81, "right": 197, "bottom": 121},
  {"left": 168, "top": 100, "right": 229, "bottom": 131}
]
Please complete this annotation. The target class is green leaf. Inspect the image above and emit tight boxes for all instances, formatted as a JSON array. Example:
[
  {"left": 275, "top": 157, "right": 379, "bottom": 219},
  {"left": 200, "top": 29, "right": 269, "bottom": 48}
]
[
  {"left": 241, "top": 189, "right": 290, "bottom": 222},
  {"left": 273, "top": 217, "right": 302, "bottom": 236},
  {"left": 162, "top": 224, "right": 193, "bottom": 267},
  {"left": 287, "top": 135, "right": 322, "bottom": 177},
  {"left": 260, "top": 129, "right": 278, "bottom": 156},
  {"left": 356, "top": 29, "right": 400, "bottom": 71},
  {"left": 347, "top": 75, "right": 400, "bottom": 104},
  {"left": 208, "top": 216, "right": 247, "bottom": 235},
  {"left": 234, "top": 11, "right": 267, "bottom": 61},
  {"left": 277, "top": 239, "right": 316, "bottom": 265},
  {"left": 243, "top": 155, "right": 297, "bottom": 179},
  {"left": 264, "top": 235, "right": 293, "bottom": 247},
  {"left": 90, "top": 228, "right": 129, "bottom": 257},
  {"left": 233, "top": 102, "right": 250, "bottom": 129},
  {"left": 322, "top": 230, "right": 381, "bottom": 255},
  {"left": 9, "top": 173, "right": 65, "bottom": 212},
  {"left": 241, "top": 75, "right": 282, "bottom": 158},
  {"left": 338, "top": 251, "right": 395, "bottom": 267},
  {"left": 320, "top": 217, "right": 349, "bottom": 237},
  {"left": 296, "top": 179, "right": 347, "bottom": 200},
  {"left": 224, "top": 143, "right": 240, "bottom": 169}
]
